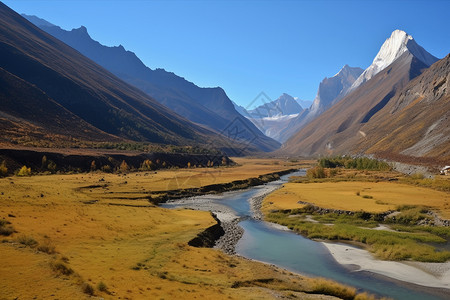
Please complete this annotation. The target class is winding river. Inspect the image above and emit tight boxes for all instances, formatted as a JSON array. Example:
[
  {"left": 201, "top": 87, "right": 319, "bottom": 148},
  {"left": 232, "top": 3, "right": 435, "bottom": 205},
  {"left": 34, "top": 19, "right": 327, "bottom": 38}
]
[{"left": 164, "top": 171, "right": 449, "bottom": 299}]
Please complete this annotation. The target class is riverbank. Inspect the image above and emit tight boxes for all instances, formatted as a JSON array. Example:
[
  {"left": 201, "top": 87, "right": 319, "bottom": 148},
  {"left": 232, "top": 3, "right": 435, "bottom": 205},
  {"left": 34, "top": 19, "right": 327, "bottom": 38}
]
[
  {"left": 163, "top": 170, "right": 299, "bottom": 254},
  {"left": 322, "top": 242, "right": 450, "bottom": 290},
  {"left": 164, "top": 194, "right": 244, "bottom": 254}
]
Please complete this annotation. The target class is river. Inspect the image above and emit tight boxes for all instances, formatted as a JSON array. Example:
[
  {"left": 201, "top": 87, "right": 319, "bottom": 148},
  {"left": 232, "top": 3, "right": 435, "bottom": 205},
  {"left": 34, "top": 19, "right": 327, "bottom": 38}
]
[{"left": 163, "top": 170, "right": 449, "bottom": 299}]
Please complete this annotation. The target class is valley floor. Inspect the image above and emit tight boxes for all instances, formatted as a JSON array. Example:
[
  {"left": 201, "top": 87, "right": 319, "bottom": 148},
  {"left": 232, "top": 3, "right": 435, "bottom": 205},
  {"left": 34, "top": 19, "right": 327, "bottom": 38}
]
[
  {"left": 262, "top": 168, "right": 450, "bottom": 292},
  {"left": 1, "top": 157, "right": 355, "bottom": 300}
]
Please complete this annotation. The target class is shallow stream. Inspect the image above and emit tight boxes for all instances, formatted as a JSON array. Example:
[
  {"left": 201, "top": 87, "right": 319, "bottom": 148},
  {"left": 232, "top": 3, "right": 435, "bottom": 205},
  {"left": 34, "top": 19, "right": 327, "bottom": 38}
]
[{"left": 164, "top": 171, "right": 448, "bottom": 299}]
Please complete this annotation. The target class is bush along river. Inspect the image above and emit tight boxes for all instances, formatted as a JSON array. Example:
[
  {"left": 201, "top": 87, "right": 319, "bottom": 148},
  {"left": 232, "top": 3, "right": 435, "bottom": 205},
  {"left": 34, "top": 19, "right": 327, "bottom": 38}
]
[{"left": 162, "top": 170, "right": 450, "bottom": 299}]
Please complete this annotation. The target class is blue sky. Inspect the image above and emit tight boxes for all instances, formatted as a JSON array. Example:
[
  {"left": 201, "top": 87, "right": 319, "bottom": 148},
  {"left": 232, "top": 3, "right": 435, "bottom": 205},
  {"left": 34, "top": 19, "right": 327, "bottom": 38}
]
[{"left": 4, "top": 0, "right": 450, "bottom": 107}]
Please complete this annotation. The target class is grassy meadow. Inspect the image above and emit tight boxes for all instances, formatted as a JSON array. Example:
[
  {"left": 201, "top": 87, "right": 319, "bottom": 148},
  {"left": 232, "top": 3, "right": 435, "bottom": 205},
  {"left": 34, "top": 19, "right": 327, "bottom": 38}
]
[
  {"left": 263, "top": 166, "right": 450, "bottom": 263},
  {"left": 2, "top": 157, "right": 378, "bottom": 299}
]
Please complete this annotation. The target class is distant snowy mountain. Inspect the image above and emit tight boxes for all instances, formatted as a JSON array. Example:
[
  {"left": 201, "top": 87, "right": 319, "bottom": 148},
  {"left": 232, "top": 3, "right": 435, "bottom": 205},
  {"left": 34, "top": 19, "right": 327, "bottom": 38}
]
[
  {"left": 244, "top": 93, "right": 305, "bottom": 142},
  {"left": 349, "top": 29, "right": 438, "bottom": 92},
  {"left": 247, "top": 93, "right": 303, "bottom": 118},
  {"left": 276, "top": 64, "right": 363, "bottom": 143}
]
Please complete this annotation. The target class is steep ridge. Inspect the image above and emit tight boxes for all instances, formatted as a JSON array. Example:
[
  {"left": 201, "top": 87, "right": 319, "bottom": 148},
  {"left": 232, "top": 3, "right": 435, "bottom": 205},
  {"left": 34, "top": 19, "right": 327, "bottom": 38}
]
[
  {"left": 349, "top": 30, "right": 437, "bottom": 92},
  {"left": 0, "top": 66, "right": 120, "bottom": 146},
  {"left": 280, "top": 29, "right": 440, "bottom": 157},
  {"left": 281, "top": 52, "right": 430, "bottom": 156},
  {"left": 355, "top": 54, "right": 450, "bottom": 161},
  {"left": 277, "top": 65, "right": 363, "bottom": 143},
  {"left": 0, "top": 3, "right": 247, "bottom": 152},
  {"left": 23, "top": 14, "right": 280, "bottom": 153},
  {"left": 309, "top": 65, "right": 364, "bottom": 115}
]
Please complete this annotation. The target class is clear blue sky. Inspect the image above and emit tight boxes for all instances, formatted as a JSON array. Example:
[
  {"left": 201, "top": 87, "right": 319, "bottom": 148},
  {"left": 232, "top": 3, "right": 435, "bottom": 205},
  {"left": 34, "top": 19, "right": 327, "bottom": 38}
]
[{"left": 3, "top": 0, "right": 450, "bottom": 107}]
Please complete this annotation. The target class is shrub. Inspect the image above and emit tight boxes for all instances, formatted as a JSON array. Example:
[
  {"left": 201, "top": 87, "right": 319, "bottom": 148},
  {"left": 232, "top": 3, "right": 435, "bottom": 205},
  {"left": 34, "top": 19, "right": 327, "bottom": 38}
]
[
  {"left": 306, "top": 166, "right": 326, "bottom": 179},
  {"left": 101, "top": 165, "right": 112, "bottom": 173},
  {"left": 0, "top": 160, "right": 8, "bottom": 177},
  {"left": 17, "top": 234, "right": 38, "bottom": 247},
  {"left": 82, "top": 283, "right": 95, "bottom": 295},
  {"left": 0, "top": 219, "right": 14, "bottom": 236},
  {"left": 97, "top": 281, "right": 108, "bottom": 292},
  {"left": 51, "top": 260, "right": 73, "bottom": 275},
  {"left": 17, "top": 165, "right": 31, "bottom": 176},
  {"left": 37, "top": 240, "right": 56, "bottom": 254},
  {"left": 47, "top": 160, "right": 57, "bottom": 173}
]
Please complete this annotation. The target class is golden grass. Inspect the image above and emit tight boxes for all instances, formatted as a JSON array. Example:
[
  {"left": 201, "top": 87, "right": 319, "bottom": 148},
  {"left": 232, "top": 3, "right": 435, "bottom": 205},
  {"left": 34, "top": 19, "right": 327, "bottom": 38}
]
[
  {"left": 264, "top": 181, "right": 450, "bottom": 218},
  {"left": 0, "top": 158, "right": 342, "bottom": 299}
]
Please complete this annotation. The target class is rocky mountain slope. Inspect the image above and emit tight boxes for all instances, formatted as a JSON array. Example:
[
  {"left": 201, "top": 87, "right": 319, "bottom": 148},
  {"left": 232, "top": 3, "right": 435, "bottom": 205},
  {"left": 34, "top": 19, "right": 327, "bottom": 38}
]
[
  {"left": 277, "top": 65, "right": 363, "bottom": 142},
  {"left": 355, "top": 54, "right": 449, "bottom": 161},
  {"left": 0, "top": 4, "right": 243, "bottom": 152},
  {"left": 281, "top": 30, "right": 443, "bottom": 159},
  {"left": 23, "top": 14, "right": 280, "bottom": 153}
]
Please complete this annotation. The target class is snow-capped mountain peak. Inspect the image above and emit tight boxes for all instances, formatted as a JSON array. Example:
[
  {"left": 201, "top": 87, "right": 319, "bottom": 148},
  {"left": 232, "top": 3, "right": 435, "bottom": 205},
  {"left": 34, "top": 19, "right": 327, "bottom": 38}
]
[
  {"left": 309, "top": 64, "right": 363, "bottom": 114},
  {"left": 350, "top": 29, "right": 438, "bottom": 91}
]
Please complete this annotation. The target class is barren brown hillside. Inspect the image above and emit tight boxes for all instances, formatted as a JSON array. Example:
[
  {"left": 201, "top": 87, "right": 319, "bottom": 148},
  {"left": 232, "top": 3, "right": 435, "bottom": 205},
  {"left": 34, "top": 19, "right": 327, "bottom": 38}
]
[
  {"left": 280, "top": 51, "right": 428, "bottom": 157},
  {"left": 355, "top": 54, "right": 450, "bottom": 161}
]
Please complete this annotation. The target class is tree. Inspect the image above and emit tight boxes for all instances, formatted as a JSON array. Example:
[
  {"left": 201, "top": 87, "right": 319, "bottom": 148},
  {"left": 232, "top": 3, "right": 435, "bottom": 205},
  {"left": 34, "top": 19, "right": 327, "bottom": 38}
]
[
  {"left": 41, "top": 155, "right": 47, "bottom": 169},
  {"left": 90, "top": 160, "right": 97, "bottom": 171},
  {"left": 0, "top": 160, "right": 7, "bottom": 177},
  {"left": 17, "top": 165, "right": 31, "bottom": 176},
  {"left": 140, "top": 159, "right": 156, "bottom": 171},
  {"left": 119, "top": 160, "right": 129, "bottom": 173}
]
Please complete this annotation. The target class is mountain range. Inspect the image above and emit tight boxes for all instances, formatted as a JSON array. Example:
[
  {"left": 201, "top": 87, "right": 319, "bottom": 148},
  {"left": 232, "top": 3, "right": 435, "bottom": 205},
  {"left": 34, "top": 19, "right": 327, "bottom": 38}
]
[
  {"left": 2, "top": 4, "right": 448, "bottom": 163},
  {"left": 0, "top": 4, "right": 247, "bottom": 153},
  {"left": 243, "top": 93, "right": 305, "bottom": 142},
  {"left": 275, "top": 65, "right": 364, "bottom": 143},
  {"left": 22, "top": 14, "right": 280, "bottom": 154},
  {"left": 281, "top": 29, "right": 449, "bottom": 162}
]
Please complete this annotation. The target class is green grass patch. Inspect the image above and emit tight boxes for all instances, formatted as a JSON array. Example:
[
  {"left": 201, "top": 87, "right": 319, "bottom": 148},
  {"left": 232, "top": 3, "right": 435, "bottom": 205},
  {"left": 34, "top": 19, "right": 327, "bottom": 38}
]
[
  {"left": 318, "top": 156, "right": 391, "bottom": 171},
  {"left": 267, "top": 209, "right": 450, "bottom": 262}
]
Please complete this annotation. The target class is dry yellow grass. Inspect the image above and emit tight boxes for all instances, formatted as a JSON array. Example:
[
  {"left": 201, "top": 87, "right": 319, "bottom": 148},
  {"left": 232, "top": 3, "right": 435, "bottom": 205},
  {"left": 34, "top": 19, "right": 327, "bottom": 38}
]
[
  {"left": 264, "top": 181, "right": 450, "bottom": 218},
  {"left": 0, "top": 158, "right": 338, "bottom": 299},
  {"left": 68, "top": 157, "right": 311, "bottom": 206}
]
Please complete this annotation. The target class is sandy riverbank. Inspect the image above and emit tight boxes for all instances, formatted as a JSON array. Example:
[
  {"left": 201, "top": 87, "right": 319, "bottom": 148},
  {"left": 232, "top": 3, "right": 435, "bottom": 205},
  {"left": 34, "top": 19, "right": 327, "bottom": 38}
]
[{"left": 322, "top": 242, "right": 450, "bottom": 290}]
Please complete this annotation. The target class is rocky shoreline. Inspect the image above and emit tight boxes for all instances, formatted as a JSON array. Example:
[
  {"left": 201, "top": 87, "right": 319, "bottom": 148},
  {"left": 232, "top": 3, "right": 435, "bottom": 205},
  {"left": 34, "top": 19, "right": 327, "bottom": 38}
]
[
  {"left": 249, "top": 185, "right": 281, "bottom": 220},
  {"left": 162, "top": 169, "right": 298, "bottom": 254}
]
